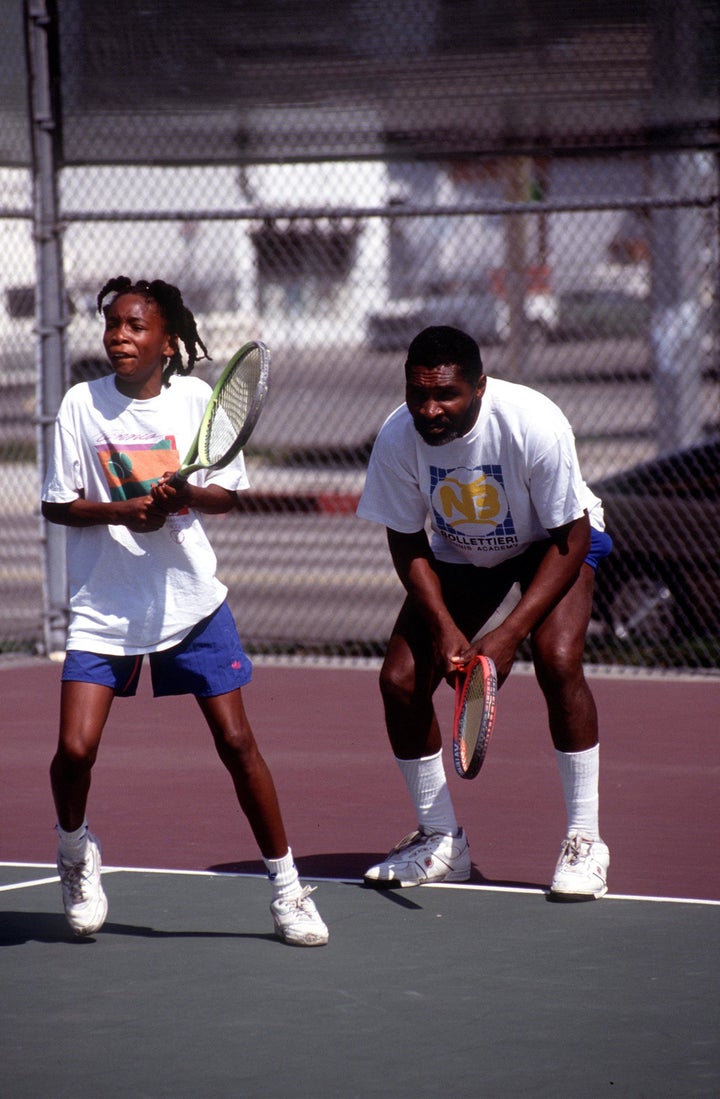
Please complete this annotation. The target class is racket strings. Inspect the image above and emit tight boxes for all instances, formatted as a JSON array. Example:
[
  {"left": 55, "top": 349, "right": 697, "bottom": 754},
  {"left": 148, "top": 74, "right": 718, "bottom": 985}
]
[
  {"left": 201, "top": 352, "right": 262, "bottom": 464},
  {"left": 458, "top": 675, "right": 487, "bottom": 756},
  {"left": 453, "top": 655, "right": 497, "bottom": 779}
]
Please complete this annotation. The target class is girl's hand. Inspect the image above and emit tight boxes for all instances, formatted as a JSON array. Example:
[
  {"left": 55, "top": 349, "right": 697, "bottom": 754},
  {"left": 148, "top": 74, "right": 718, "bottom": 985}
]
[
  {"left": 151, "top": 472, "right": 192, "bottom": 514},
  {"left": 122, "top": 495, "right": 167, "bottom": 532}
]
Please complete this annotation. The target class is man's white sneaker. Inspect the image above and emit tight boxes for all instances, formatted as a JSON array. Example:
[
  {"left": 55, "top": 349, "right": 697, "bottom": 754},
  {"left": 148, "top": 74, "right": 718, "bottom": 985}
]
[
  {"left": 364, "top": 827, "right": 471, "bottom": 888},
  {"left": 550, "top": 833, "right": 610, "bottom": 900},
  {"left": 57, "top": 832, "right": 108, "bottom": 935},
  {"left": 270, "top": 886, "right": 329, "bottom": 946}
]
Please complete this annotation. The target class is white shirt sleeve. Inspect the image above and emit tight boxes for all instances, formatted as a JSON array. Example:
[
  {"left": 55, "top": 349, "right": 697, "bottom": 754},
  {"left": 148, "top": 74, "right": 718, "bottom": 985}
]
[
  {"left": 528, "top": 426, "right": 589, "bottom": 531},
  {"left": 357, "top": 410, "right": 428, "bottom": 533},
  {"left": 42, "top": 401, "right": 86, "bottom": 503}
]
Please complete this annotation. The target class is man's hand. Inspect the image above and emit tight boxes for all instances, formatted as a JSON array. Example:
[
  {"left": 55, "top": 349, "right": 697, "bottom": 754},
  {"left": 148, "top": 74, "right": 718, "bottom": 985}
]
[
  {"left": 433, "top": 620, "right": 474, "bottom": 685},
  {"left": 452, "top": 623, "right": 522, "bottom": 688}
]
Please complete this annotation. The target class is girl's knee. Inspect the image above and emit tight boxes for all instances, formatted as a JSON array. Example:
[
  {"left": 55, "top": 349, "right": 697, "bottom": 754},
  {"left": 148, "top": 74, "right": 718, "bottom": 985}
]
[
  {"left": 52, "top": 740, "right": 98, "bottom": 775},
  {"left": 214, "top": 723, "right": 260, "bottom": 769}
]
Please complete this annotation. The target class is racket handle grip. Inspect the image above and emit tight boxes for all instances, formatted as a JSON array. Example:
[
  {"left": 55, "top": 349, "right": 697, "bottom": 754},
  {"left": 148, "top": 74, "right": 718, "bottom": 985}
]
[{"left": 167, "top": 471, "right": 188, "bottom": 490}]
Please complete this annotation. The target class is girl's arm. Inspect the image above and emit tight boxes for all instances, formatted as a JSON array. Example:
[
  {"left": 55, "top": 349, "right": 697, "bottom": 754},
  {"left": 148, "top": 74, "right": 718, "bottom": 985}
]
[
  {"left": 42, "top": 493, "right": 167, "bottom": 532},
  {"left": 151, "top": 476, "right": 236, "bottom": 515}
]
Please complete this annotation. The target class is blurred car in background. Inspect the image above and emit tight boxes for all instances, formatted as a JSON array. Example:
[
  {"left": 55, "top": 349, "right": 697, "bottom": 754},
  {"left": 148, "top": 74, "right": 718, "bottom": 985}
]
[
  {"left": 367, "top": 289, "right": 507, "bottom": 351},
  {"left": 367, "top": 283, "right": 657, "bottom": 350},
  {"left": 590, "top": 438, "right": 720, "bottom": 643},
  {"left": 549, "top": 289, "right": 651, "bottom": 341},
  {"left": 367, "top": 276, "right": 559, "bottom": 351}
]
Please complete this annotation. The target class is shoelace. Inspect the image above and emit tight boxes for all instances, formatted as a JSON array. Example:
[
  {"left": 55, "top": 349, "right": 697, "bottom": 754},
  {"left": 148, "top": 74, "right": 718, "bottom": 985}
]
[
  {"left": 388, "top": 829, "right": 430, "bottom": 855},
  {"left": 282, "top": 885, "right": 317, "bottom": 913},
  {"left": 389, "top": 829, "right": 454, "bottom": 857},
  {"left": 561, "top": 835, "right": 591, "bottom": 867},
  {"left": 59, "top": 858, "right": 93, "bottom": 902}
]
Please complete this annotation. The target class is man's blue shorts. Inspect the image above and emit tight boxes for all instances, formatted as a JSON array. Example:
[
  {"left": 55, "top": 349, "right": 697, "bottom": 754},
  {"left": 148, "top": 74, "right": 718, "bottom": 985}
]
[
  {"left": 61, "top": 601, "right": 253, "bottom": 698},
  {"left": 585, "top": 528, "right": 613, "bottom": 571}
]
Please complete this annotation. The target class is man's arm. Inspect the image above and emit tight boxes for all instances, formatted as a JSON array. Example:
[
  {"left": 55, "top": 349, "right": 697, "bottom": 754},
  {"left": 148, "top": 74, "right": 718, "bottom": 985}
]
[{"left": 387, "top": 527, "right": 470, "bottom": 677}]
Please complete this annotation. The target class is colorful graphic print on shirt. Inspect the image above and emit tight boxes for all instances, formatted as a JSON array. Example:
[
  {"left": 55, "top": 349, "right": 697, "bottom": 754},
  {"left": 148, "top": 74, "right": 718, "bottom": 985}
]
[{"left": 97, "top": 437, "right": 180, "bottom": 501}]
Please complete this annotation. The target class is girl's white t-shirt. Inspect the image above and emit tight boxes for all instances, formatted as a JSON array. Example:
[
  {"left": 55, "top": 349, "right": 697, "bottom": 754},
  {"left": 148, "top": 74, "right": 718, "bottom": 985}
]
[
  {"left": 357, "top": 376, "right": 604, "bottom": 567},
  {"left": 42, "top": 373, "right": 249, "bottom": 654}
]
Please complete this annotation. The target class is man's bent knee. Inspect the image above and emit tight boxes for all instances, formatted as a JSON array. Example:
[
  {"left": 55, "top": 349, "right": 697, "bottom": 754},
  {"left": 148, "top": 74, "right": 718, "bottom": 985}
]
[{"left": 379, "top": 657, "right": 417, "bottom": 708}]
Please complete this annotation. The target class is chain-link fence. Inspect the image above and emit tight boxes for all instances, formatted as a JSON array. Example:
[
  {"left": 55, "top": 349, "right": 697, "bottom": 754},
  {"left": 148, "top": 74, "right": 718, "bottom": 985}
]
[{"left": 1, "top": 1, "right": 718, "bottom": 671}]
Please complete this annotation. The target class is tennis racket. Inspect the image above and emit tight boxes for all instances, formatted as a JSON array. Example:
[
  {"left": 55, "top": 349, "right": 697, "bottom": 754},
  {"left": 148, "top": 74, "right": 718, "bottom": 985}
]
[
  {"left": 452, "top": 654, "right": 498, "bottom": 780},
  {"left": 170, "top": 340, "right": 270, "bottom": 485}
]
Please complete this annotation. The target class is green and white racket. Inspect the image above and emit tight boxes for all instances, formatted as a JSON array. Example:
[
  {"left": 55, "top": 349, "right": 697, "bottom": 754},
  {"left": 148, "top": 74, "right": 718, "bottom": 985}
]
[{"left": 170, "top": 341, "right": 270, "bottom": 485}]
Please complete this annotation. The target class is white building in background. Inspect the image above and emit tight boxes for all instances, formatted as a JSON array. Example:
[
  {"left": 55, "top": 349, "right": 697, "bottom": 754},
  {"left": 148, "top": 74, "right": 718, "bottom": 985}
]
[
  {"left": 57, "top": 160, "right": 390, "bottom": 353},
  {"left": 2, "top": 150, "right": 714, "bottom": 372}
]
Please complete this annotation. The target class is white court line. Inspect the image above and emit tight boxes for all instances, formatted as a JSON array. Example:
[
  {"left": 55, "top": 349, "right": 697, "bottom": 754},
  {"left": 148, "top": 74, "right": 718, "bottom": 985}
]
[
  {"left": 0, "top": 875, "right": 60, "bottom": 892},
  {"left": 2, "top": 861, "right": 719, "bottom": 906},
  {"left": 0, "top": 866, "right": 122, "bottom": 893}
]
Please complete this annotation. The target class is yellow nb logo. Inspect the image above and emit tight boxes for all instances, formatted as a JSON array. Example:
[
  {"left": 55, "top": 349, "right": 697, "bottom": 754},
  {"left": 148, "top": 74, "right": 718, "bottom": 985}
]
[{"left": 438, "top": 474, "right": 502, "bottom": 528}]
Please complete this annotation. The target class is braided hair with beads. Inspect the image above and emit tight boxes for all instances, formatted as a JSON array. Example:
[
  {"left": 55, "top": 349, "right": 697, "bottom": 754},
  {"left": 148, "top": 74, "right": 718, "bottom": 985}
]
[{"left": 97, "top": 276, "right": 210, "bottom": 387}]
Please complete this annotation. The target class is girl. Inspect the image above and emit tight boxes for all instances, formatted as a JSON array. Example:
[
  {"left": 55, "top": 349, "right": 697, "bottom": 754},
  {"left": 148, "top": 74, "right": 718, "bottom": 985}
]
[{"left": 42, "top": 276, "right": 328, "bottom": 946}]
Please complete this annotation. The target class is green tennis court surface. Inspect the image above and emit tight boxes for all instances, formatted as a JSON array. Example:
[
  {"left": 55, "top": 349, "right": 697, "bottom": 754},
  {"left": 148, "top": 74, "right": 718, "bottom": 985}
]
[{"left": 1, "top": 863, "right": 719, "bottom": 1098}]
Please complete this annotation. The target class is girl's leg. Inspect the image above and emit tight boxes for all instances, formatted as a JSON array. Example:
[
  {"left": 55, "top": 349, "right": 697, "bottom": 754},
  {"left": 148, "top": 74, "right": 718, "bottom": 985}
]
[
  {"left": 196, "top": 688, "right": 289, "bottom": 860},
  {"left": 51, "top": 679, "right": 114, "bottom": 935},
  {"left": 198, "top": 689, "right": 329, "bottom": 944},
  {"left": 50, "top": 679, "right": 115, "bottom": 831}
]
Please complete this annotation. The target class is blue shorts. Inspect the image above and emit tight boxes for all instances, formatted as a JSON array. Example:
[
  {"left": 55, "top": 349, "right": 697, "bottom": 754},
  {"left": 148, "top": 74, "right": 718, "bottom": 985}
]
[
  {"left": 585, "top": 528, "right": 613, "bottom": 571},
  {"left": 62, "top": 602, "right": 253, "bottom": 698}
]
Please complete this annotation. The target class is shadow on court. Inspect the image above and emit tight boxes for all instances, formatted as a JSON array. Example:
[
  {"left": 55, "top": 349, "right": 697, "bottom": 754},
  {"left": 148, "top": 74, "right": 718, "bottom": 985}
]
[{"left": 209, "top": 855, "right": 549, "bottom": 894}]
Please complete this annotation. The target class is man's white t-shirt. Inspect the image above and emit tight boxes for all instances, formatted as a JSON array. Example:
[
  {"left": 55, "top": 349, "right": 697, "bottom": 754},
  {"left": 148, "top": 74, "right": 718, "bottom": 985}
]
[
  {"left": 42, "top": 373, "right": 249, "bottom": 654},
  {"left": 357, "top": 376, "right": 604, "bottom": 568}
]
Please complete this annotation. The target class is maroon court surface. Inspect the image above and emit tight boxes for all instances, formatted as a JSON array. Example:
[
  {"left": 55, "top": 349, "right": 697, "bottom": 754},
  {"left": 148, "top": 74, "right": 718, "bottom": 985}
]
[{"left": 2, "top": 656, "right": 718, "bottom": 901}]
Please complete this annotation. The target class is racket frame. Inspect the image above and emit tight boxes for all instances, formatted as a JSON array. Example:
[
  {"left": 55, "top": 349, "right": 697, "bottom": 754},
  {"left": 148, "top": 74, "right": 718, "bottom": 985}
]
[
  {"left": 173, "top": 340, "right": 270, "bottom": 482},
  {"left": 452, "top": 654, "right": 498, "bottom": 780}
]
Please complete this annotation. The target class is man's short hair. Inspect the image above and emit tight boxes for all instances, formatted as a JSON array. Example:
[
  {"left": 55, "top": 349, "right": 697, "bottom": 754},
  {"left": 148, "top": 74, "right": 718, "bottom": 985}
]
[{"left": 405, "top": 326, "right": 483, "bottom": 383}]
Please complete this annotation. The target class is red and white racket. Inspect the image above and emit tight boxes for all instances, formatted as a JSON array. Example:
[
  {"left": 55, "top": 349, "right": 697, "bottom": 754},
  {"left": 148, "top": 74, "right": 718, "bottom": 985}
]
[{"left": 452, "top": 654, "right": 498, "bottom": 779}]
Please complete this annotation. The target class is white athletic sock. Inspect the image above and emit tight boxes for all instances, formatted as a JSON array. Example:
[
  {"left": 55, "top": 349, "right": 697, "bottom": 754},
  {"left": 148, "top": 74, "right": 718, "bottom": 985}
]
[
  {"left": 264, "top": 848, "right": 301, "bottom": 901},
  {"left": 555, "top": 745, "right": 600, "bottom": 840},
  {"left": 56, "top": 820, "right": 90, "bottom": 862},
  {"left": 396, "top": 749, "right": 459, "bottom": 837}
]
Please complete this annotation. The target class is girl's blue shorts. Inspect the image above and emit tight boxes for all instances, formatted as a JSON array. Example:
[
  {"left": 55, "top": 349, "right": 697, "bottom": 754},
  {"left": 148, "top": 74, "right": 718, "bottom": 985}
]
[{"left": 61, "top": 601, "right": 253, "bottom": 698}]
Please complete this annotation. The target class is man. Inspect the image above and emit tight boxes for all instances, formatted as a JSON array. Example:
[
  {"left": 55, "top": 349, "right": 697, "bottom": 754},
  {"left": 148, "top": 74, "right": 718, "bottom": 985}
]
[{"left": 357, "top": 325, "right": 612, "bottom": 899}]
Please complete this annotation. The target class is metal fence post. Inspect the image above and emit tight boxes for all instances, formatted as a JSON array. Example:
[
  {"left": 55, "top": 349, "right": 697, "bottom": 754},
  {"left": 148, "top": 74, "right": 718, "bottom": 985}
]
[{"left": 25, "top": 0, "right": 68, "bottom": 655}]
